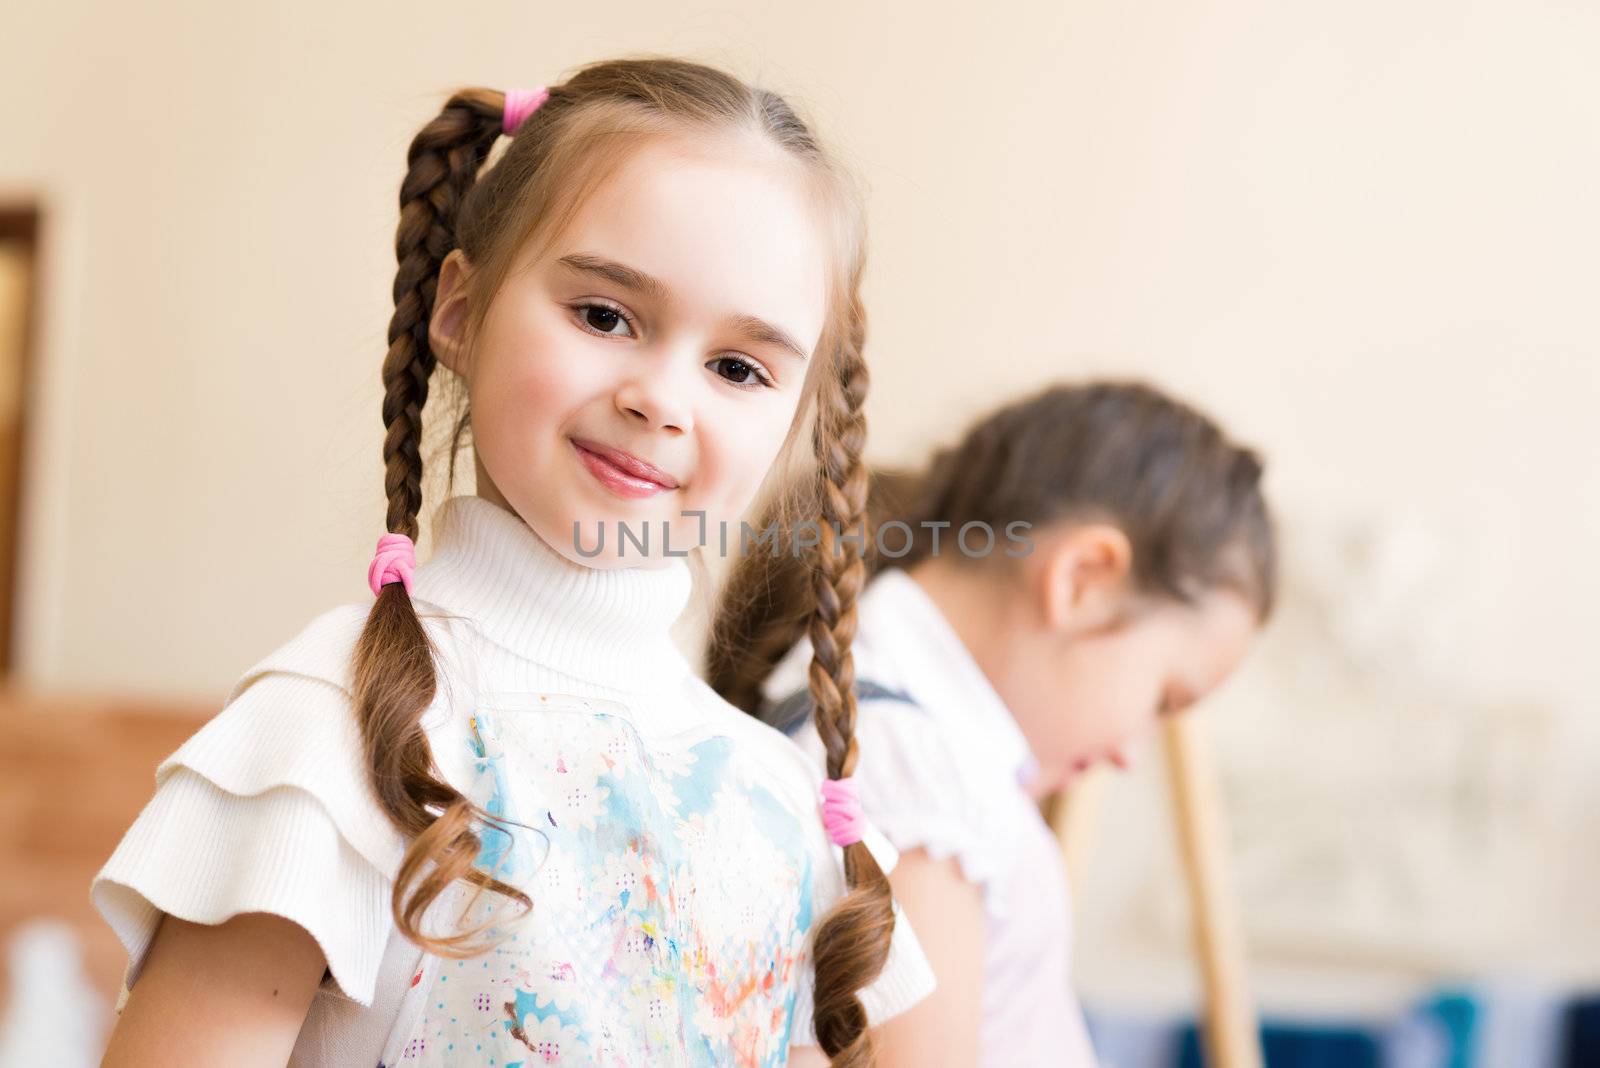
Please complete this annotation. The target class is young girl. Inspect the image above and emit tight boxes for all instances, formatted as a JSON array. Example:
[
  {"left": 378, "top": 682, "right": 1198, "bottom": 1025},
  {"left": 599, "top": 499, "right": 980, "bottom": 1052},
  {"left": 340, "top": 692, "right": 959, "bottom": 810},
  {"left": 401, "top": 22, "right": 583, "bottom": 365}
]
[
  {"left": 91, "top": 58, "right": 933, "bottom": 1067},
  {"left": 709, "top": 380, "right": 1278, "bottom": 1068}
]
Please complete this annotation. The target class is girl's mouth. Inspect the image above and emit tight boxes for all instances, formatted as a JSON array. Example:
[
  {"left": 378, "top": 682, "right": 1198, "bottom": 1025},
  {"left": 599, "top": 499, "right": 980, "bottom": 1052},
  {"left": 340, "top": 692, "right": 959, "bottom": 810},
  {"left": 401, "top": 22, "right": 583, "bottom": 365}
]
[{"left": 571, "top": 438, "right": 680, "bottom": 500}]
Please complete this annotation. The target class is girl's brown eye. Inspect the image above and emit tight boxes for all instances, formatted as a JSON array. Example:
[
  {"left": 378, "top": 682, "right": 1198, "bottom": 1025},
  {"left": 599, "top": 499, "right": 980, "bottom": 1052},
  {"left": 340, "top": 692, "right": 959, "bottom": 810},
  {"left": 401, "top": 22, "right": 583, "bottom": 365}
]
[
  {"left": 710, "top": 356, "right": 771, "bottom": 389},
  {"left": 583, "top": 305, "right": 628, "bottom": 335}
]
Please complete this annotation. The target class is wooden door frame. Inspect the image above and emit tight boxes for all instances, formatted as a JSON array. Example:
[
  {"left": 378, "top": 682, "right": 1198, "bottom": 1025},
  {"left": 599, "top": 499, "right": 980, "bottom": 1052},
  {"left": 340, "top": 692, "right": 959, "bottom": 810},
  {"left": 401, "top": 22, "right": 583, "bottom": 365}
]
[{"left": 0, "top": 205, "right": 42, "bottom": 675}]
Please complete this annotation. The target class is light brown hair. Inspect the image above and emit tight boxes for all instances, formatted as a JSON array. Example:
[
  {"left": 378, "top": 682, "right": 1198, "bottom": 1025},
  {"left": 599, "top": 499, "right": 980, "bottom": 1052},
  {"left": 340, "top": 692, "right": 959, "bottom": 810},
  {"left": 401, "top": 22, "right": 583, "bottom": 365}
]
[{"left": 354, "top": 57, "right": 889, "bottom": 1064}]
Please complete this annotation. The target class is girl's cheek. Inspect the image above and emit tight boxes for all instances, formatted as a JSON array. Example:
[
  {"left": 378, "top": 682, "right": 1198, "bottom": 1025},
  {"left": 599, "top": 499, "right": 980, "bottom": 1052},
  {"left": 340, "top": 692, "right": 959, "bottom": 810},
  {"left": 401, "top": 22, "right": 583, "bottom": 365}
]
[
  {"left": 489, "top": 302, "right": 591, "bottom": 385},
  {"left": 704, "top": 410, "right": 789, "bottom": 509},
  {"left": 508, "top": 346, "right": 620, "bottom": 428},
  {"left": 691, "top": 450, "right": 757, "bottom": 523},
  {"left": 515, "top": 357, "right": 575, "bottom": 406}
]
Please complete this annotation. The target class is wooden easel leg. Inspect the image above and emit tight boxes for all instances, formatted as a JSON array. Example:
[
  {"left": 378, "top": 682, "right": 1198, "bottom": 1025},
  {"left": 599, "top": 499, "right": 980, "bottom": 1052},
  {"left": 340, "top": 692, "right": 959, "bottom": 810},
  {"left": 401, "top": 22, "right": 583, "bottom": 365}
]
[{"left": 1162, "top": 714, "right": 1263, "bottom": 1068}]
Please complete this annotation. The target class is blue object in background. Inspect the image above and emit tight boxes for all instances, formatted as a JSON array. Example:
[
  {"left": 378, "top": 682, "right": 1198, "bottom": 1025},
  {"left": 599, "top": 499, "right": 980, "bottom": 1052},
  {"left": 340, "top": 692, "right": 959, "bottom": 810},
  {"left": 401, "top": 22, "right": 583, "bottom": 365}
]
[
  {"left": 1418, "top": 991, "right": 1478, "bottom": 1068},
  {"left": 1087, "top": 982, "right": 1600, "bottom": 1068},
  {"left": 1562, "top": 995, "right": 1600, "bottom": 1068},
  {"left": 1175, "top": 1022, "right": 1383, "bottom": 1068}
]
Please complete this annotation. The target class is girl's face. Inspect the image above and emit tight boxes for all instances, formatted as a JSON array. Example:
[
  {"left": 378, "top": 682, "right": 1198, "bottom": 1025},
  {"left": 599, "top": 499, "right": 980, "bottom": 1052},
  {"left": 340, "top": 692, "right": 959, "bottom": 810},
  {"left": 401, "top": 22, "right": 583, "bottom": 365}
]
[
  {"left": 430, "top": 135, "right": 830, "bottom": 567},
  {"left": 1024, "top": 587, "right": 1259, "bottom": 793},
  {"left": 986, "top": 524, "right": 1261, "bottom": 795}
]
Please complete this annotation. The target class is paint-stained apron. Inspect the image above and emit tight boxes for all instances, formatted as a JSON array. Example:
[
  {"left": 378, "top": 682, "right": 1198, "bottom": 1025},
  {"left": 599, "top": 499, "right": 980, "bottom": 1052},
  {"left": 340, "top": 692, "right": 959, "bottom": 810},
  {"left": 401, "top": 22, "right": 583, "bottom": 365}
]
[{"left": 377, "top": 693, "right": 816, "bottom": 1068}]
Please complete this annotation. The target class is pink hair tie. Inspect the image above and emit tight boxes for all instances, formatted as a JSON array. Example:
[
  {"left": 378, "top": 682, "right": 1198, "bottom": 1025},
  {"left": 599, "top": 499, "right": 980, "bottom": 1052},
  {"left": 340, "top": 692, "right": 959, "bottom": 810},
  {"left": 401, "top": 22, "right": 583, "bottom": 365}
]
[
  {"left": 368, "top": 532, "right": 416, "bottom": 597},
  {"left": 502, "top": 87, "right": 549, "bottom": 135},
  {"left": 820, "top": 777, "right": 867, "bottom": 847}
]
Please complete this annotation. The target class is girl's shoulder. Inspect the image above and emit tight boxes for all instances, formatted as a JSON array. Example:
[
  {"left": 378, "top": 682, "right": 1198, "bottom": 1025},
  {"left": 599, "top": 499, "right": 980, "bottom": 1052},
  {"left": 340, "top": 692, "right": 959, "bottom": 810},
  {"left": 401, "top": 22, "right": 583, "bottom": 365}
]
[
  {"left": 758, "top": 626, "right": 988, "bottom": 809},
  {"left": 770, "top": 681, "right": 1023, "bottom": 911},
  {"left": 225, "top": 597, "right": 475, "bottom": 698},
  {"left": 91, "top": 600, "right": 427, "bottom": 1010},
  {"left": 163, "top": 602, "right": 396, "bottom": 826},
  {"left": 217, "top": 602, "right": 363, "bottom": 694}
]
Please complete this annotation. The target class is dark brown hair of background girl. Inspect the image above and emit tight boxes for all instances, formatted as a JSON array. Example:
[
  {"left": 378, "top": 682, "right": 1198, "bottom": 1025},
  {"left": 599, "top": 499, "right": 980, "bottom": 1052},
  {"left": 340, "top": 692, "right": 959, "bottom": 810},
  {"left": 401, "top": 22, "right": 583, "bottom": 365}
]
[
  {"left": 707, "top": 379, "right": 1279, "bottom": 718},
  {"left": 352, "top": 58, "right": 891, "bottom": 1065}
]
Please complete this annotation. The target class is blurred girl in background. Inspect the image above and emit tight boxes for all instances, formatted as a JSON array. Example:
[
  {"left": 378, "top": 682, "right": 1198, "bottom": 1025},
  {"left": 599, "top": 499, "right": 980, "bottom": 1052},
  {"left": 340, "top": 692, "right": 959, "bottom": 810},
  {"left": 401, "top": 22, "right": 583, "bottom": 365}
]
[{"left": 710, "top": 380, "right": 1277, "bottom": 1067}]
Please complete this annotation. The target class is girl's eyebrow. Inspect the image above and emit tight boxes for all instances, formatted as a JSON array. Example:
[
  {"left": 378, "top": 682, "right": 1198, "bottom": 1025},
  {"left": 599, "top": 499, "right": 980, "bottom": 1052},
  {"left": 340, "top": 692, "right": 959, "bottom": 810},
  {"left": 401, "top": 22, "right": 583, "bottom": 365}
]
[
  {"left": 557, "top": 251, "right": 810, "bottom": 362},
  {"left": 559, "top": 252, "right": 671, "bottom": 302},
  {"left": 728, "top": 314, "right": 809, "bottom": 362}
]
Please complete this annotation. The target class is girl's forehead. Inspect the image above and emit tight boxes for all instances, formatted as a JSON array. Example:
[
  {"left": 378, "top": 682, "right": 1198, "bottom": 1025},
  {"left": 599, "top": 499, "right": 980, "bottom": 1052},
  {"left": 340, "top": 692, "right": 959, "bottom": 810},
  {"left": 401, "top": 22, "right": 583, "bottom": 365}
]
[{"left": 544, "top": 136, "right": 832, "bottom": 354}]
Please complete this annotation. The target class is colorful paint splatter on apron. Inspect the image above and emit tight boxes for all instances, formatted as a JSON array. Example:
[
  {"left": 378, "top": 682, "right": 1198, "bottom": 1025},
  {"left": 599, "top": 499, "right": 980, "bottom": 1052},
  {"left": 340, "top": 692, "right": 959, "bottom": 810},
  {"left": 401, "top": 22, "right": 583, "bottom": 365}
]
[{"left": 378, "top": 694, "right": 815, "bottom": 1067}]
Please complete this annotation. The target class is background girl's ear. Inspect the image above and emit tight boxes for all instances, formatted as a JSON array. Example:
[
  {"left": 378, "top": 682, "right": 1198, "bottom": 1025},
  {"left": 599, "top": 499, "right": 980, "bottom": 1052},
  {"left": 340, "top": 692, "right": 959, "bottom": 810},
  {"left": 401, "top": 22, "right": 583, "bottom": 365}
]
[
  {"left": 428, "top": 250, "right": 475, "bottom": 375},
  {"left": 1040, "top": 521, "right": 1134, "bottom": 634}
]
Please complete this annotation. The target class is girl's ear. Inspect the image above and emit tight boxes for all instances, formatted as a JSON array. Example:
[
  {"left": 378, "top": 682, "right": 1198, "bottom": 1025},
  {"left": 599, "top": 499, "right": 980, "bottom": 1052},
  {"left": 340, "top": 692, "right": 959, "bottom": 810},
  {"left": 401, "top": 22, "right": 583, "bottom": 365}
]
[
  {"left": 1040, "top": 522, "right": 1134, "bottom": 634},
  {"left": 429, "top": 250, "right": 475, "bottom": 375}
]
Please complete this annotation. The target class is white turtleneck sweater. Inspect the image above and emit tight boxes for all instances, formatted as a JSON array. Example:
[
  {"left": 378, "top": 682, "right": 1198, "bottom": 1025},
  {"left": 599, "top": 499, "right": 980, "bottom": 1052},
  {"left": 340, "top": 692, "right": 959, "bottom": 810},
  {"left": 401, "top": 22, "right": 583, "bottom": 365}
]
[{"left": 92, "top": 495, "right": 933, "bottom": 1067}]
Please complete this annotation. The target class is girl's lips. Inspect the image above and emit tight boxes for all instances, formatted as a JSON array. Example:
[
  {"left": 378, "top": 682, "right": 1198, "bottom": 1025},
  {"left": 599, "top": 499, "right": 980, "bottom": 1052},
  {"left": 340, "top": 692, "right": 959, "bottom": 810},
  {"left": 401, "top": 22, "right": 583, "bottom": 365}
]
[{"left": 571, "top": 439, "right": 679, "bottom": 500}]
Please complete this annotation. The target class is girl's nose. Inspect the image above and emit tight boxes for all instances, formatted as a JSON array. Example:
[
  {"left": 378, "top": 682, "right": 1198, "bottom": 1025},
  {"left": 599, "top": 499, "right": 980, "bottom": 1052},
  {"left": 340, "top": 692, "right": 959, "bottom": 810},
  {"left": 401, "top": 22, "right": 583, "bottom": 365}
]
[
  {"left": 615, "top": 364, "right": 693, "bottom": 434},
  {"left": 1107, "top": 745, "right": 1137, "bottom": 771}
]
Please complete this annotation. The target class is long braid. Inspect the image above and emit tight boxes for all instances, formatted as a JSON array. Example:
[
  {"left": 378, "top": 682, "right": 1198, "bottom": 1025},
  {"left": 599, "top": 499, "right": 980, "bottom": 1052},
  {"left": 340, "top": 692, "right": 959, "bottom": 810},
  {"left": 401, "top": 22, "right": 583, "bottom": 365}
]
[
  {"left": 806, "top": 289, "right": 896, "bottom": 1066},
  {"left": 381, "top": 89, "right": 503, "bottom": 536},
  {"left": 354, "top": 89, "right": 530, "bottom": 953}
]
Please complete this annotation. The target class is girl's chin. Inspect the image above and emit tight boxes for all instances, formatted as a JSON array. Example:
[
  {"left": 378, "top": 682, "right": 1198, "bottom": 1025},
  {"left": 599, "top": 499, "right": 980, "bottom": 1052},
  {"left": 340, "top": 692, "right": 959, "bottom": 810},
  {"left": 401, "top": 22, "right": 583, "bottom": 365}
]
[{"left": 1022, "top": 763, "right": 1072, "bottom": 798}]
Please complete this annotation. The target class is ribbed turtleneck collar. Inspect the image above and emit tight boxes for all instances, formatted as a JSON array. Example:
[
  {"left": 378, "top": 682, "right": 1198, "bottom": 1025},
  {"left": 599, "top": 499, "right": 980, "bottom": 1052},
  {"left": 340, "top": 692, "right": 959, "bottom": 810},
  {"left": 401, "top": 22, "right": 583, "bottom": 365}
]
[{"left": 410, "top": 495, "right": 695, "bottom": 693}]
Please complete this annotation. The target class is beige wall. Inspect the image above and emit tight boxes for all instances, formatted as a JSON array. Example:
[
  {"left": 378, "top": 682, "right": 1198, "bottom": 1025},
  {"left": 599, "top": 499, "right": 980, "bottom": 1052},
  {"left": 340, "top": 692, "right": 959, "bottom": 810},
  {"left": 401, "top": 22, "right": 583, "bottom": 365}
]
[{"left": 5, "top": 0, "right": 1594, "bottom": 706}]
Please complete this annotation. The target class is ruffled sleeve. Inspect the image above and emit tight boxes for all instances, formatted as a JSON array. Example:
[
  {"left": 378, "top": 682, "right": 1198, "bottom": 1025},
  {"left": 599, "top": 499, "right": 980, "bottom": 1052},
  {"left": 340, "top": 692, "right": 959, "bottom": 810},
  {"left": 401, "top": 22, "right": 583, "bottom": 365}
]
[{"left": 90, "top": 605, "right": 409, "bottom": 1008}]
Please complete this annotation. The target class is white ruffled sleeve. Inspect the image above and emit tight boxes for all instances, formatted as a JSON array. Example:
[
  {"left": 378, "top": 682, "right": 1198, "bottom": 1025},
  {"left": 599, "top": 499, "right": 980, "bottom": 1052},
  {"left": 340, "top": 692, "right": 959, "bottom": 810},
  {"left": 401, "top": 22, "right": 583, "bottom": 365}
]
[{"left": 90, "top": 605, "right": 409, "bottom": 1008}]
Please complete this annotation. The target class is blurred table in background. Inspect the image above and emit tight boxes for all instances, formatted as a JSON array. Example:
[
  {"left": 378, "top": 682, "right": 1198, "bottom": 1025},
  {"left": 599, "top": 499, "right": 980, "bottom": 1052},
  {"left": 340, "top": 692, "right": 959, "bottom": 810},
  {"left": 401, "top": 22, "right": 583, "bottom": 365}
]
[{"left": 0, "top": 693, "right": 212, "bottom": 1007}]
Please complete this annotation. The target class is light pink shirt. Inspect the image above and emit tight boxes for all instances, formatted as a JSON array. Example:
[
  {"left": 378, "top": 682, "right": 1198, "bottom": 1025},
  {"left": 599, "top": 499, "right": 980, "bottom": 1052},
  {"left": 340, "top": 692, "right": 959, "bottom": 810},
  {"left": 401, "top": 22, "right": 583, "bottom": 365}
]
[{"left": 764, "top": 568, "right": 1099, "bottom": 1068}]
